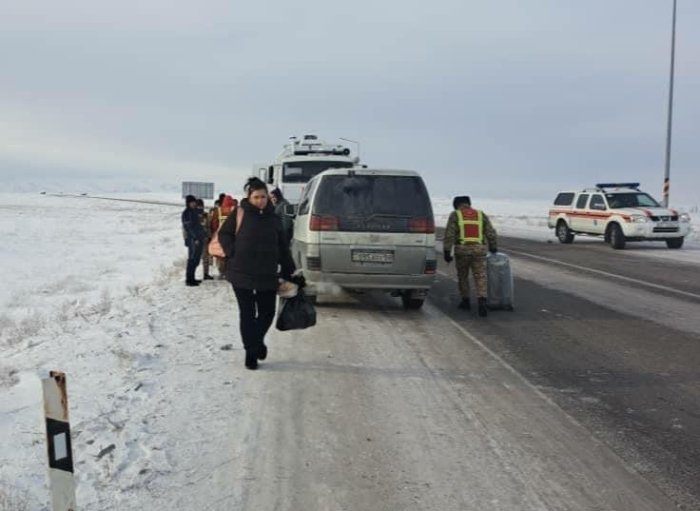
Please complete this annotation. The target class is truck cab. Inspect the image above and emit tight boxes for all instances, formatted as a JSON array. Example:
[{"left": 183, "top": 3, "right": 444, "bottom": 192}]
[{"left": 253, "top": 135, "right": 358, "bottom": 205}]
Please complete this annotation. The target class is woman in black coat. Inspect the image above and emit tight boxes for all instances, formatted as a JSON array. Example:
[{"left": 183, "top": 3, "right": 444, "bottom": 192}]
[{"left": 218, "top": 178, "right": 297, "bottom": 370}]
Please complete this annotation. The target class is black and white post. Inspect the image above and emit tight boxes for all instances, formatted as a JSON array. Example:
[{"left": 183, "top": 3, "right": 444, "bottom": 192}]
[{"left": 42, "top": 371, "right": 77, "bottom": 511}]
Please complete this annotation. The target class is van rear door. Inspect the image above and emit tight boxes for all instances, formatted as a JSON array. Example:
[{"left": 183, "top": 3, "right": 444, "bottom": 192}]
[{"left": 311, "top": 174, "right": 434, "bottom": 275}]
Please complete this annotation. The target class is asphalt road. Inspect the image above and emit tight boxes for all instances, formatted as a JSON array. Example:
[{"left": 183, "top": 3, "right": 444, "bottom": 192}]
[
  {"left": 215, "top": 235, "right": 700, "bottom": 511},
  {"left": 431, "top": 235, "right": 700, "bottom": 509},
  {"left": 226, "top": 293, "right": 677, "bottom": 511}
]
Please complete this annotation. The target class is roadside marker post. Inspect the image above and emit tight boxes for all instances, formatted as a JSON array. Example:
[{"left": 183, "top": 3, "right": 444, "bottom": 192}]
[{"left": 42, "top": 371, "right": 77, "bottom": 511}]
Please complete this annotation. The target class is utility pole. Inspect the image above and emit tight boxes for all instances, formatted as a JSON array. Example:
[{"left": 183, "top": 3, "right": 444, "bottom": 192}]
[{"left": 663, "top": 0, "right": 677, "bottom": 207}]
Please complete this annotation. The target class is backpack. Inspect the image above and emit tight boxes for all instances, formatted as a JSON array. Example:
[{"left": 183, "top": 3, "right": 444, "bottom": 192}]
[{"left": 208, "top": 207, "right": 245, "bottom": 258}]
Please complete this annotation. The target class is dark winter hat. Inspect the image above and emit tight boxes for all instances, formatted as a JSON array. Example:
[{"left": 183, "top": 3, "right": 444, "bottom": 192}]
[
  {"left": 453, "top": 195, "right": 471, "bottom": 209},
  {"left": 185, "top": 194, "right": 197, "bottom": 204}
]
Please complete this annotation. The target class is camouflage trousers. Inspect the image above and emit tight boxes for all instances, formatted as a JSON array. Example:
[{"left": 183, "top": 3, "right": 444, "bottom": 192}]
[
  {"left": 215, "top": 256, "right": 226, "bottom": 276},
  {"left": 201, "top": 238, "right": 211, "bottom": 275},
  {"left": 454, "top": 244, "right": 488, "bottom": 299}
]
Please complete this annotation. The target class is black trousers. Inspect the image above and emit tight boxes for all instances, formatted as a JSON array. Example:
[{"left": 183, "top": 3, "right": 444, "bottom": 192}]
[
  {"left": 233, "top": 287, "right": 277, "bottom": 351},
  {"left": 186, "top": 242, "right": 203, "bottom": 282}
]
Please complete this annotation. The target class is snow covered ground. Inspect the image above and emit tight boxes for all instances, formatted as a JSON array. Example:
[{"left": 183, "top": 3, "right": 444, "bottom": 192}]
[
  {"left": 0, "top": 192, "right": 209, "bottom": 508},
  {"left": 0, "top": 191, "right": 698, "bottom": 509}
]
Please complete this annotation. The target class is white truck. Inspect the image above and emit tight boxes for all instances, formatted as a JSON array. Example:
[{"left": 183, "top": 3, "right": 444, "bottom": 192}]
[{"left": 252, "top": 135, "right": 358, "bottom": 205}]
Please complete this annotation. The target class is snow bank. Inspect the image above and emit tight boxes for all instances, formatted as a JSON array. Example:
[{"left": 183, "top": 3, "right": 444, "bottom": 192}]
[{"left": 0, "top": 192, "right": 242, "bottom": 509}]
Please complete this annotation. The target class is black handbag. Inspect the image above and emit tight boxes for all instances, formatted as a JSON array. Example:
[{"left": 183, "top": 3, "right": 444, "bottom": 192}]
[{"left": 276, "top": 289, "right": 317, "bottom": 331}]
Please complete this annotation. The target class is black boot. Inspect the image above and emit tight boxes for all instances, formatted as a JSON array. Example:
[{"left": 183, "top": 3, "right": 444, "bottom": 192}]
[
  {"left": 186, "top": 280, "right": 200, "bottom": 287},
  {"left": 257, "top": 343, "right": 268, "bottom": 361},
  {"left": 245, "top": 349, "right": 259, "bottom": 370},
  {"left": 478, "top": 297, "right": 488, "bottom": 317},
  {"left": 458, "top": 298, "right": 471, "bottom": 310},
  {"left": 203, "top": 274, "right": 214, "bottom": 280}
]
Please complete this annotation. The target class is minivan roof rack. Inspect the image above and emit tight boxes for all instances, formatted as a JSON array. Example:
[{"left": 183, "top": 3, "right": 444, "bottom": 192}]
[{"left": 595, "top": 182, "right": 640, "bottom": 190}]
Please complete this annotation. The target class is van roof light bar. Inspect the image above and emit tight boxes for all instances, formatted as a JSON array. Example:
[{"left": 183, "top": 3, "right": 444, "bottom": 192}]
[{"left": 596, "top": 182, "right": 640, "bottom": 190}]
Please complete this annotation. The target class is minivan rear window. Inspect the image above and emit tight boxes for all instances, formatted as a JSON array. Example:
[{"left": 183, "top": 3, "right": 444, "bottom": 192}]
[
  {"left": 313, "top": 175, "right": 433, "bottom": 232},
  {"left": 554, "top": 192, "right": 575, "bottom": 206}
]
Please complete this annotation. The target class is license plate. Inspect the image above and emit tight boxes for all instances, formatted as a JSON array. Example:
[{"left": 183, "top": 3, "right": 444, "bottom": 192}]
[
  {"left": 656, "top": 222, "right": 675, "bottom": 228},
  {"left": 352, "top": 250, "right": 394, "bottom": 264}
]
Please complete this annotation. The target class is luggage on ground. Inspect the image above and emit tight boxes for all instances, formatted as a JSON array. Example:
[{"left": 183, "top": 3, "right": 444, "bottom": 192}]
[{"left": 487, "top": 252, "right": 514, "bottom": 311}]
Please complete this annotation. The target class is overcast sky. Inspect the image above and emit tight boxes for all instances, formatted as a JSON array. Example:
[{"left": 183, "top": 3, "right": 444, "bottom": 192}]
[{"left": 1, "top": 1, "right": 698, "bottom": 202}]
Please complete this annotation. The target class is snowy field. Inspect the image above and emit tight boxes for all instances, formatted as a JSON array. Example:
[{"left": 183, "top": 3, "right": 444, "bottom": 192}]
[{"left": 0, "top": 191, "right": 699, "bottom": 508}]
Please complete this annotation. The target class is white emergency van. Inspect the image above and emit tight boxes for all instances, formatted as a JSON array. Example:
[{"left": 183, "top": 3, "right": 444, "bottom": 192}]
[{"left": 548, "top": 183, "right": 692, "bottom": 249}]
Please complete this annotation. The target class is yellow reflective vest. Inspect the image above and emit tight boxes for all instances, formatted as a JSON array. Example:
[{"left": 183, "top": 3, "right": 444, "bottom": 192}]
[{"left": 456, "top": 208, "right": 484, "bottom": 244}]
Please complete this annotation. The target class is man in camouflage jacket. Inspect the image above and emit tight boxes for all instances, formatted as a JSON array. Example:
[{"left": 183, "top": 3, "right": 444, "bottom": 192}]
[{"left": 443, "top": 195, "right": 498, "bottom": 316}]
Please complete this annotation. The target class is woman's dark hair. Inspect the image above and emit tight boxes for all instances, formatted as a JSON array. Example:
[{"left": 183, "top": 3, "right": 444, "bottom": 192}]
[{"left": 244, "top": 177, "right": 268, "bottom": 197}]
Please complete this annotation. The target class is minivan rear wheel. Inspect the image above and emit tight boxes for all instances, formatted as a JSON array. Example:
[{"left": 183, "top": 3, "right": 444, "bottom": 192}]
[{"left": 401, "top": 292, "right": 425, "bottom": 310}]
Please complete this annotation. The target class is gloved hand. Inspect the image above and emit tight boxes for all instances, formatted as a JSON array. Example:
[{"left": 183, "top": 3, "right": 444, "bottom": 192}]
[
  {"left": 290, "top": 273, "right": 306, "bottom": 288},
  {"left": 443, "top": 250, "right": 453, "bottom": 263},
  {"left": 489, "top": 247, "right": 498, "bottom": 254}
]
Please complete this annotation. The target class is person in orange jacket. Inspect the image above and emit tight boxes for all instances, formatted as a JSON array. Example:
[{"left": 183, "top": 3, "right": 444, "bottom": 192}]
[{"left": 211, "top": 195, "right": 237, "bottom": 277}]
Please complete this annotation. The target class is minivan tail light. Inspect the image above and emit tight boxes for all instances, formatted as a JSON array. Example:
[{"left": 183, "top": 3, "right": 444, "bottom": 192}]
[
  {"left": 408, "top": 217, "right": 435, "bottom": 234},
  {"left": 424, "top": 260, "right": 437, "bottom": 274},
  {"left": 310, "top": 215, "right": 339, "bottom": 231}
]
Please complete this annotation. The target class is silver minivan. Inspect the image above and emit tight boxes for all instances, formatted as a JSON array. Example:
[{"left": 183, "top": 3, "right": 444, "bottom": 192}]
[{"left": 291, "top": 168, "right": 437, "bottom": 309}]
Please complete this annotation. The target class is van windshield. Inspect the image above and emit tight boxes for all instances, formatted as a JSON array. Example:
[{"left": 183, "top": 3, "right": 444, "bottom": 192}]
[
  {"left": 605, "top": 193, "right": 660, "bottom": 209},
  {"left": 313, "top": 175, "right": 433, "bottom": 232},
  {"left": 282, "top": 161, "right": 354, "bottom": 183}
]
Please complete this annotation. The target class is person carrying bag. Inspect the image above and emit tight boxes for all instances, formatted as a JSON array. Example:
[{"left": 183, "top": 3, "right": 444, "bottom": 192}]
[{"left": 218, "top": 178, "right": 304, "bottom": 370}]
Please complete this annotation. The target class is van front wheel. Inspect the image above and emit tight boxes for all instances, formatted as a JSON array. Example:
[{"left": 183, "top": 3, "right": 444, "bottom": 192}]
[
  {"left": 609, "top": 223, "right": 626, "bottom": 249},
  {"left": 666, "top": 237, "right": 684, "bottom": 249}
]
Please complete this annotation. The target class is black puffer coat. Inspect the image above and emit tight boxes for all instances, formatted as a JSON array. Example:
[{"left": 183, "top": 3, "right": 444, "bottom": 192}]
[{"left": 218, "top": 199, "right": 295, "bottom": 290}]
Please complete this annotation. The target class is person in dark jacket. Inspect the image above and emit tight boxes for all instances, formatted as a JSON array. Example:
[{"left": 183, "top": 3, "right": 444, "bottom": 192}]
[
  {"left": 181, "top": 195, "right": 207, "bottom": 286},
  {"left": 270, "top": 188, "right": 294, "bottom": 244},
  {"left": 218, "top": 178, "right": 301, "bottom": 370}
]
